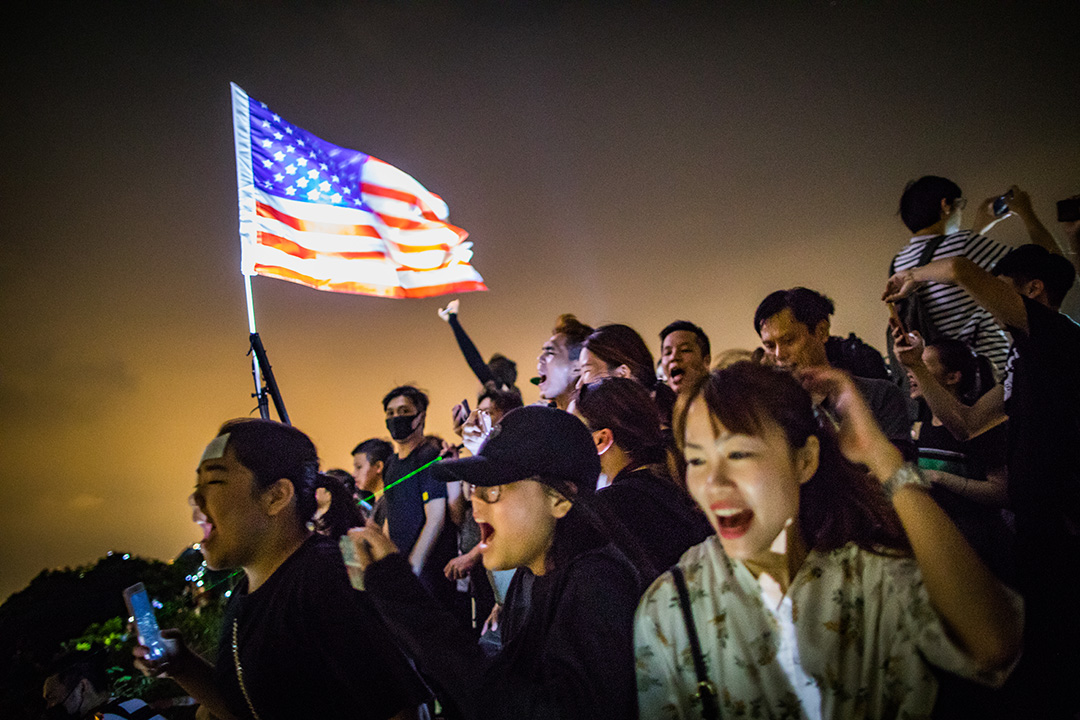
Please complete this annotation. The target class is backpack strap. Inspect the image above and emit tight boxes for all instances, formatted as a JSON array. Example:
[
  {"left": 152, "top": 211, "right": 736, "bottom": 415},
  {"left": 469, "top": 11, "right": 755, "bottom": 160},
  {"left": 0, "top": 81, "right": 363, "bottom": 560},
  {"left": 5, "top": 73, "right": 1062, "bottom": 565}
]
[
  {"left": 670, "top": 566, "right": 719, "bottom": 720},
  {"left": 891, "top": 234, "right": 950, "bottom": 276}
]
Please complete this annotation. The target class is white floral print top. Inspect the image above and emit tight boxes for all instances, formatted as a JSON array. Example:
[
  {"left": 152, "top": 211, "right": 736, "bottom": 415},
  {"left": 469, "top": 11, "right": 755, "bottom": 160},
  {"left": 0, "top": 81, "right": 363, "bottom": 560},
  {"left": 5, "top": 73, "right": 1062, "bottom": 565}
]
[{"left": 635, "top": 537, "right": 1019, "bottom": 720}]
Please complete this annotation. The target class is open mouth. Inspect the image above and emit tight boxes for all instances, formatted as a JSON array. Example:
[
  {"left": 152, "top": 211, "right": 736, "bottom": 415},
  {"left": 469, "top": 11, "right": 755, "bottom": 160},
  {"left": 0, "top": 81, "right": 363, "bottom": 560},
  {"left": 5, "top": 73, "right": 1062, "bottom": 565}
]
[
  {"left": 192, "top": 506, "right": 215, "bottom": 543},
  {"left": 668, "top": 366, "right": 685, "bottom": 384},
  {"left": 536, "top": 373, "right": 547, "bottom": 387},
  {"left": 477, "top": 521, "right": 495, "bottom": 548},
  {"left": 712, "top": 507, "right": 754, "bottom": 539}
]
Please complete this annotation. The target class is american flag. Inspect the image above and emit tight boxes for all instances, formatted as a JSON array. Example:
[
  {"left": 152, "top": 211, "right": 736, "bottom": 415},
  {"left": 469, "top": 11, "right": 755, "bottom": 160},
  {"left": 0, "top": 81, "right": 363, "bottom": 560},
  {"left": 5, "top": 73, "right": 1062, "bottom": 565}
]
[{"left": 231, "top": 83, "right": 486, "bottom": 298}]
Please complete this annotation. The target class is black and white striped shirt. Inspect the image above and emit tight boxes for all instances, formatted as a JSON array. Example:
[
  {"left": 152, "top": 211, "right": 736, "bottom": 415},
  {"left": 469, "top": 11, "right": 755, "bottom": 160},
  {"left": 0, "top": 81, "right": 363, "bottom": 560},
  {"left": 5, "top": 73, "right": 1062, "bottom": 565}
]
[{"left": 891, "top": 231, "right": 1012, "bottom": 374}]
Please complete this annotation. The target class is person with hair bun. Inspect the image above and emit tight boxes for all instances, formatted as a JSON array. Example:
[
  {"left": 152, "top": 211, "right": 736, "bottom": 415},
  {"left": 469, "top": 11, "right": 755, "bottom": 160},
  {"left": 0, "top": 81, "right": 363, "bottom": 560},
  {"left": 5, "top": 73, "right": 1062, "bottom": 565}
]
[
  {"left": 635, "top": 363, "right": 1022, "bottom": 719},
  {"left": 574, "top": 377, "right": 711, "bottom": 579},
  {"left": 576, "top": 323, "right": 677, "bottom": 426}
]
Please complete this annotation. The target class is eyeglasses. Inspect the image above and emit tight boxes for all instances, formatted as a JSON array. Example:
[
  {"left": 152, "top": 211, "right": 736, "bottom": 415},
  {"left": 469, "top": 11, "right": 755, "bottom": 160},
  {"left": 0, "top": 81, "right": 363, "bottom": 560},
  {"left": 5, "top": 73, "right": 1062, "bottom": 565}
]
[{"left": 463, "top": 482, "right": 502, "bottom": 504}]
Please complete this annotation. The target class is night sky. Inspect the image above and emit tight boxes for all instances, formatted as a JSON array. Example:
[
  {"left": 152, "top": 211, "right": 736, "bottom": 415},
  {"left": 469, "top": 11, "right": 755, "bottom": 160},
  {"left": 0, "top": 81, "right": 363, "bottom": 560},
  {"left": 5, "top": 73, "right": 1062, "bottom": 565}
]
[{"left": 2, "top": 1, "right": 1078, "bottom": 603}]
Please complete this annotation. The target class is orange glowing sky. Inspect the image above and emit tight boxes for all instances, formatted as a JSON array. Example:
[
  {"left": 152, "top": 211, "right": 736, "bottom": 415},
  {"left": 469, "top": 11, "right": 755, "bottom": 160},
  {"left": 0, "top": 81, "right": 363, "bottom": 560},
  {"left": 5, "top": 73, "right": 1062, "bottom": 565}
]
[{"left": 2, "top": 1, "right": 1078, "bottom": 603}]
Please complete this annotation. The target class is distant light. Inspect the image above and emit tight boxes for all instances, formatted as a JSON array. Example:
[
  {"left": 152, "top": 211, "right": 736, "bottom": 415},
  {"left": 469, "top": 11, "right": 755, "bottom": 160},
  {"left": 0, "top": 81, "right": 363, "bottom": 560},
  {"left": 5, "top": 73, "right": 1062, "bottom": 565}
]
[
  {"left": 224, "top": 590, "right": 232, "bottom": 598},
  {"left": 196, "top": 580, "right": 204, "bottom": 587},
  {"left": 193, "top": 543, "right": 201, "bottom": 550},
  {"left": 122, "top": 554, "right": 131, "bottom": 560},
  {"left": 107, "top": 551, "right": 114, "bottom": 556},
  {"left": 152, "top": 599, "right": 163, "bottom": 609}
]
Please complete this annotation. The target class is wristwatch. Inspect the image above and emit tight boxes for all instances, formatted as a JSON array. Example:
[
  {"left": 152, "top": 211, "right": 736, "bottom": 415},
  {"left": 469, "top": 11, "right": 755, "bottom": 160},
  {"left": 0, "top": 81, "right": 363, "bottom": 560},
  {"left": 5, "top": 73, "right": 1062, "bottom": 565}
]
[{"left": 883, "top": 462, "right": 931, "bottom": 500}]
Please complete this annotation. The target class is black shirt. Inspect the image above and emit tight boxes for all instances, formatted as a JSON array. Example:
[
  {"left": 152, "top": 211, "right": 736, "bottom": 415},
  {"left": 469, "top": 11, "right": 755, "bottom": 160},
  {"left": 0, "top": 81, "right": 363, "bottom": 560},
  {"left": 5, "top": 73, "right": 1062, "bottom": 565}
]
[
  {"left": 214, "top": 534, "right": 423, "bottom": 720},
  {"left": 594, "top": 465, "right": 712, "bottom": 582},
  {"left": 1003, "top": 297, "right": 1080, "bottom": 521},
  {"left": 383, "top": 442, "right": 445, "bottom": 554},
  {"left": 365, "top": 539, "right": 640, "bottom": 720}
]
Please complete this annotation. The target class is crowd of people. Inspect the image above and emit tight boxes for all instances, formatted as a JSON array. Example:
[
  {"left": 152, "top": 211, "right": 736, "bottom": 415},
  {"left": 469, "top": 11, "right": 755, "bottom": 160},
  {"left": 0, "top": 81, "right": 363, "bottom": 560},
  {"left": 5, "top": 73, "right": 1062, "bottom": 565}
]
[{"left": 44, "top": 179, "right": 1076, "bottom": 720}]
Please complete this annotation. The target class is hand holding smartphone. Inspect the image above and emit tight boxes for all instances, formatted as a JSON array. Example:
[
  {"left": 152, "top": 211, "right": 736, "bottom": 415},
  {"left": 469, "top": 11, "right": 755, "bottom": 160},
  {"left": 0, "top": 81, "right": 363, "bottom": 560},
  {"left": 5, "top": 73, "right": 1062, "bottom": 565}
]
[{"left": 123, "top": 583, "right": 166, "bottom": 661}]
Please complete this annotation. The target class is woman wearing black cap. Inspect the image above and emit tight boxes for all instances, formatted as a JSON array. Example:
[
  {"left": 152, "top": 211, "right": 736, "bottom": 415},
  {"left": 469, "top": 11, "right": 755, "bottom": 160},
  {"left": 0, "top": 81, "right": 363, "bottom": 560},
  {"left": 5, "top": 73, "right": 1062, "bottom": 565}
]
[{"left": 344, "top": 405, "right": 640, "bottom": 720}]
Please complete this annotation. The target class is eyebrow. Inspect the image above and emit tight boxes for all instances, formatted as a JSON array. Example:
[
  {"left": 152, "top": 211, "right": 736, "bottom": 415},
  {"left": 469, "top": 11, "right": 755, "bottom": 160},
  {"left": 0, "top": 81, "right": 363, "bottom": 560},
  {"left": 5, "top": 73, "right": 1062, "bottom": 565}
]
[{"left": 198, "top": 462, "right": 228, "bottom": 474}]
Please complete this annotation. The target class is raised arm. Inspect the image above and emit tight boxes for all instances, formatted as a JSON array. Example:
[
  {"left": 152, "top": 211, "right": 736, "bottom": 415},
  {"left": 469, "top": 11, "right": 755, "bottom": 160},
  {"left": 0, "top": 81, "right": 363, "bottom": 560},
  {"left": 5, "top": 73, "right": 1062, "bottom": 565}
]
[
  {"left": 798, "top": 366, "right": 1023, "bottom": 674},
  {"left": 891, "top": 328, "right": 1007, "bottom": 441},
  {"left": 884, "top": 255, "right": 1029, "bottom": 338},
  {"left": 439, "top": 300, "right": 497, "bottom": 386}
]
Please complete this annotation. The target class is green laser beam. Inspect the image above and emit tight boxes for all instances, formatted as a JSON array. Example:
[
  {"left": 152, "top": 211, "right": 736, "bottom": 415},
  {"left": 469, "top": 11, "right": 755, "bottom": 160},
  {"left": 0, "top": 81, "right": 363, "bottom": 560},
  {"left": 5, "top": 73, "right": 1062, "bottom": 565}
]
[{"left": 381, "top": 456, "right": 443, "bottom": 494}]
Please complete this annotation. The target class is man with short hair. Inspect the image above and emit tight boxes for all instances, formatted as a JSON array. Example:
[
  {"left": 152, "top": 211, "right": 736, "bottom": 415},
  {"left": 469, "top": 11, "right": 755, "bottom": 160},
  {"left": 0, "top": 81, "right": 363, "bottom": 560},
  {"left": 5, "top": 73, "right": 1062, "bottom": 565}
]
[
  {"left": 892, "top": 177, "right": 1058, "bottom": 375},
  {"left": 536, "top": 314, "right": 593, "bottom": 411},
  {"left": 45, "top": 656, "right": 166, "bottom": 720},
  {"left": 352, "top": 437, "right": 393, "bottom": 520},
  {"left": 658, "top": 320, "right": 711, "bottom": 392},
  {"left": 755, "top": 287, "right": 911, "bottom": 442},
  {"left": 134, "top": 419, "right": 422, "bottom": 720},
  {"left": 886, "top": 244, "right": 1080, "bottom": 717},
  {"left": 381, "top": 386, "right": 458, "bottom": 610}
]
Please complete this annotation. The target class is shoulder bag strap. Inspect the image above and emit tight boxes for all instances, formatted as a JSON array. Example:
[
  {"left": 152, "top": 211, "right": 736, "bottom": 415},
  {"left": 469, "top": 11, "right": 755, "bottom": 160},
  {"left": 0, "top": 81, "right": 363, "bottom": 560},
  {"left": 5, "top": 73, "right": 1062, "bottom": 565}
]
[
  {"left": 917, "top": 234, "right": 949, "bottom": 268},
  {"left": 670, "top": 566, "right": 719, "bottom": 720}
]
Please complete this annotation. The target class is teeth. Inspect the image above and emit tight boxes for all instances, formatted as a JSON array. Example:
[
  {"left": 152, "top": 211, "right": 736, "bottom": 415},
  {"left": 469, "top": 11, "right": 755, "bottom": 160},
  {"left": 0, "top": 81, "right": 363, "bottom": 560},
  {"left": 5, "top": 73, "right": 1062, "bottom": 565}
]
[{"left": 714, "top": 508, "right": 745, "bottom": 517}]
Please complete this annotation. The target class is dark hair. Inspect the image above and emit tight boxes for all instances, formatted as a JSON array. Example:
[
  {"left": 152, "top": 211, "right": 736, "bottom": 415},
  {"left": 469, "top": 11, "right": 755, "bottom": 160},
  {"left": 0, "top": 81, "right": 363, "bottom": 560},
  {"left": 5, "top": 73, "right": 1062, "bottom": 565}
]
[
  {"left": 583, "top": 324, "right": 658, "bottom": 390},
  {"left": 926, "top": 339, "right": 996, "bottom": 404},
  {"left": 673, "top": 363, "right": 909, "bottom": 554},
  {"left": 553, "top": 313, "right": 594, "bottom": 362},
  {"left": 992, "top": 243, "right": 1077, "bottom": 308},
  {"left": 218, "top": 418, "right": 319, "bottom": 525},
  {"left": 899, "top": 175, "right": 962, "bottom": 233},
  {"left": 576, "top": 378, "right": 667, "bottom": 467},
  {"left": 49, "top": 656, "right": 108, "bottom": 694},
  {"left": 352, "top": 437, "right": 393, "bottom": 465},
  {"left": 478, "top": 382, "right": 524, "bottom": 415},
  {"left": 324, "top": 467, "right": 358, "bottom": 494},
  {"left": 313, "top": 472, "right": 365, "bottom": 538},
  {"left": 382, "top": 385, "right": 429, "bottom": 413},
  {"left": 487, "top": 353, "right": 518, "bottom": 390},
  {"left": 659, "top": 320, "right": 711, "bottom": 359},
  {"left": 753, "top": 287, "right": 835, "bottom": 335}
]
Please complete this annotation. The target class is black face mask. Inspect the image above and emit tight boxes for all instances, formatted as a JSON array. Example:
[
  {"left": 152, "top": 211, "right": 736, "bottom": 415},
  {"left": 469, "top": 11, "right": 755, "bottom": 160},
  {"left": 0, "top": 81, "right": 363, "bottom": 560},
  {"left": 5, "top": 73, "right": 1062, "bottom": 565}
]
[{"left": 386, "top": 413, "right": 420, "bottom": 441}]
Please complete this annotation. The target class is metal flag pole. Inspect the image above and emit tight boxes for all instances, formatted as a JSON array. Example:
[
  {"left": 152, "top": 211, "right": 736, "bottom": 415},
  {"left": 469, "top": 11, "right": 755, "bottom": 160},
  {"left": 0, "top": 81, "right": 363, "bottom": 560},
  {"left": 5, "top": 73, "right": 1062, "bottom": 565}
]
[{"left": 245, "top": 274, "right": 290, "bottom": 425}]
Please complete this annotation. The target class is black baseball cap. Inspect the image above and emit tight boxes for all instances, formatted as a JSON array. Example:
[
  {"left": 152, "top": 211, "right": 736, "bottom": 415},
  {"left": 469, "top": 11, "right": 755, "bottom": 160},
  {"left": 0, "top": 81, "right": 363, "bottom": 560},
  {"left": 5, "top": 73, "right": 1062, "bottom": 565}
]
[{"left": 431, "top": 406, "right": 600, "bottom": 497}]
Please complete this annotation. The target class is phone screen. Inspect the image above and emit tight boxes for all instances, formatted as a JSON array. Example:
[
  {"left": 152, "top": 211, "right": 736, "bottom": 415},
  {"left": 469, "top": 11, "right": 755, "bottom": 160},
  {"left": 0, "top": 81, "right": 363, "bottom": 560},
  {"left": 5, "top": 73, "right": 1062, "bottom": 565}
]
[{"left": 124, "top": 583, "right": 165, "bottom": 660}]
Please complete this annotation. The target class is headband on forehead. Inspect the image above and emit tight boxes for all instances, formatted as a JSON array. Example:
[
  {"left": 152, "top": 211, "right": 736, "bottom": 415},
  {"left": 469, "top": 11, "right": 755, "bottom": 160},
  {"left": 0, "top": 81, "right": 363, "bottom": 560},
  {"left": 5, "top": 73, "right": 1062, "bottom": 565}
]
[{"left": 200, "top": 433, "right": 231, "bottom": 464}]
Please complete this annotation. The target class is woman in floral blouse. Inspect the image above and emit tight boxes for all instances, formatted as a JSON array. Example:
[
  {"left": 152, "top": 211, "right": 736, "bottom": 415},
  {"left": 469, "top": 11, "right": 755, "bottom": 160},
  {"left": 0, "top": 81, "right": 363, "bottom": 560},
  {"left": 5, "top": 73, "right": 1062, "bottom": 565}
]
[{"left": 634, "top": 362, "right": 1022, "bottom": 720}]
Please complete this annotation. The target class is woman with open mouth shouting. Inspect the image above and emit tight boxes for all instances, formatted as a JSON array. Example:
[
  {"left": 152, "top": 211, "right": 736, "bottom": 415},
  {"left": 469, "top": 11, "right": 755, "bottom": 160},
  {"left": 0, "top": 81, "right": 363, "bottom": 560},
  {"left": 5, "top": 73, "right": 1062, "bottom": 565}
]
[
  {"left": 634, "top": 362, "right": 1023, "bottom": 720},
  {"left": 344, "top": 405, "right": 641, "bottom": 720}
]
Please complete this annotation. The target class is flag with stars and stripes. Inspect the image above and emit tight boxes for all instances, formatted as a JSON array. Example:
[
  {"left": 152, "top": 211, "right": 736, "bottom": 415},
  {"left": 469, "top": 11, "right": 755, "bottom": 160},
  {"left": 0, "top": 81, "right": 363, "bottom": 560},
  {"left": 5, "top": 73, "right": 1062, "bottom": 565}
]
[{"left": 231, "top": 83, "right": 486, "bottom": 298}]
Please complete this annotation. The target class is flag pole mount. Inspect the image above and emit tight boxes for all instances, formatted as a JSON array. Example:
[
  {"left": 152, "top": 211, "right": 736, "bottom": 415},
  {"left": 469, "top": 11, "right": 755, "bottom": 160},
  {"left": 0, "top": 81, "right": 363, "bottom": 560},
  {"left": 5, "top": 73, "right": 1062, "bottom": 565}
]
[{"left": 245, "top": 276, "right": 291, "bottom": 425}]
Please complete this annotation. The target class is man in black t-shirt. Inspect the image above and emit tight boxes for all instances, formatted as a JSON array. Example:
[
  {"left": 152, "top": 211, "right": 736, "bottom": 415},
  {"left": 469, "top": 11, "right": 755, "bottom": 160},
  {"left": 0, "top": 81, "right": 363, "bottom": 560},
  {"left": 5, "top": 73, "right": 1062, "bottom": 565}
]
[
  {"left": 134, "top": 419, "right": 422, "bottom": 720},
  {"left": 381, "top": 386, "right": 458, "bottom": 611}
]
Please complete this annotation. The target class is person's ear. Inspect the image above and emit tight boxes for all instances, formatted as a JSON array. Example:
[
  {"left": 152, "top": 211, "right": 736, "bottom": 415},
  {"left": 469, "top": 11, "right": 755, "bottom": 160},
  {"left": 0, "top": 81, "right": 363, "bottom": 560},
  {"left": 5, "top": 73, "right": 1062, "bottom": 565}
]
[
  {"left": 794, "top": 435, "right": 820, "bottom": 485},
  {"left": 548, "top": 490, "right": 573, "bottom": 519},
  {"left": 263, "top": 478, "right": 296, "bottom": 516},
  {"left": 592, "top": 428, "right": 615, "bottom": 455},
  {"left": 613, "top": 364, "right": 632, "bottom": 379},
  {"left": 413, "top": 410, "right": 426, "bottom": 430},
  {"left": 813, "top": 319, "right": 831, "bottom": 343},
  {"left": 940, "top": 197, "right": 952, "bottom": 219},
  {"left": 372, "top": 460, "right": 384, "bottom": 477},
  {"left": 1021, "top": 278, "right": 1045, "bottom": 300}
]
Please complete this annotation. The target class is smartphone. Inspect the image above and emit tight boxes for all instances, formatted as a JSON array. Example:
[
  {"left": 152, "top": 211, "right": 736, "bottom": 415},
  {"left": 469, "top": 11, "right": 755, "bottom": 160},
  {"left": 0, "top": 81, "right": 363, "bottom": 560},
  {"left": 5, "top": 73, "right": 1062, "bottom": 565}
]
[
  {"left": 992, "top": 190, "right": 1013, "bottom": 218},
  {"left": 887, "top": 302, "right": 907, "bottom": 337},
  {"left": 123, "top": 583, "right": 166, "bottom": 660},
  {"left": 1058, "top": 197, "right": 1080, "bottom": 223},
  {"left": 461, "top": 399, "right": 470, "bottom": 416}
]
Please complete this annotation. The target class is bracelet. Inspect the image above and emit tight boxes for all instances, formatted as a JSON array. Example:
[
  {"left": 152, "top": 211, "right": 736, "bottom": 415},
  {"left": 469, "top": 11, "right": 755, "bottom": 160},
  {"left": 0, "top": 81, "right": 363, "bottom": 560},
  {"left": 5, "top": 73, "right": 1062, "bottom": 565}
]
[{"left": 882, "top": 463, "right": 931, "bottom": 500}]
